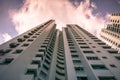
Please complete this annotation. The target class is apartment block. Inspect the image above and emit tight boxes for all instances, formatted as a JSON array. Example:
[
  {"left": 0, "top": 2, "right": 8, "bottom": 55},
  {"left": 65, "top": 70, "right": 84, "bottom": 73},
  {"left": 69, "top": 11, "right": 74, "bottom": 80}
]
[
  {"left": 0, "top": 20, "right": 120, "bottom": 80},
  {"left": 100, "top": 13, "right": 120, "bottom": 53}
]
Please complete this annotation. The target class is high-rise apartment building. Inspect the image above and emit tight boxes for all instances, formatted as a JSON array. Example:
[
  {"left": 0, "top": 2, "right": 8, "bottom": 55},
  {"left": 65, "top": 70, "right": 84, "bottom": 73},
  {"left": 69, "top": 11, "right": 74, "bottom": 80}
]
[
  {"left": 100, "top": 13, "right": 120, "bottom": 53},
  {"left": 0, "top": 20, "right": 120, "bottom": 80}
]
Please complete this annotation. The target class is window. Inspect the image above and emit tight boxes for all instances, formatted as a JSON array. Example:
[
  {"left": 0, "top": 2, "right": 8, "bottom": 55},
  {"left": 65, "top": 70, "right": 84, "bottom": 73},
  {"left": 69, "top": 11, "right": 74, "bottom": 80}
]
[
  {"left": 92, "top": 46, "right": 96, "bottom": 48},
  {"left": 35, "top": 53, "right": 44, "bottom": 60},
  {"left": 27, "top": 39, "right": 34, "bottom": 42},
  {"left": 77, "top": 40, "right": 84, "bottom": 42},
  {"left": 71, "top": 54, "right": 79, "bottom": 58},
  {"left": 102, "top": 56, "right": 107, "bottom": 59},
  {"left": 46, "top": 54, "right": 51, "bottom": 60},
  {"left": 24, "top": 35, "right": 29, "bottom": 38},
  {"left": 32, "top": 58, "right": 41, "bottom": 67},
  {"left": 77, "top": 76, "right": 88, "bottom": 80},
  {"left": 73, "top": 60, "right": 81, "bottom": 65},
  {"left": 26, "top": 69, "right": 37, "bottom": 77},
  {"left": 108, "top": 50, "right": 118, "bottom": 54},
  {"left": 83, "top": 51, "right": 94, "bottom": 54},
  {"left": 97, "top": 43, "right": 106, "bottom": 45},
  {"left": 115, "top": 56, "right": 120, "bottom": 60},
  {"left": 69, "top": 43, "right": 74, "bottom": 46},
  {"left": 55, "top": 77, "right": 60, "bottom": 80},
  {"left": 39, "top": 71, "right": 47, "bottom": 79},
  {"left": 70, "top": 50, "right": 77, "bottom": 53},
  {"left": 89, "top": 43, "right": 92, "bottom": 44},
  {"left": 43, "top": 64, "right": 49, "bottom": 70},
  {"left": 32, "top": 36, "right": 37, "bottom": 38},
  {"left": 68, "top": 41, "right": 73, "bottom": 43},
  {"left": 35, "top": 33, "right": 40, "bottom": 35},
  {"left": 44, "top": 59, "right": 50, "bottom": 65},
  {"left": 78, "top": 43, "right": 87, "bottom": 45},
  {"left": 26, "top": 65, "right": 38, "bottom": 78},
  {"left": 0, "top": 58, "right": 14, "bottom": 65},
  {"left": 28, "top": 33, "right": 33, "bottom": 35},
  {"left": 87, "top": 56, "right": 100, "bottom": 60},
  {"left": 96, "top": 50, "right": 101, "bottom": 53},
  {"left": 94, "top": 40, "right": 102, "bottom": 42},
  {"left": 110, "top": 64, "right": 116, "bottom": 68},
  {"left": 13, "top": 49, "right": 23, "bottom": 54},
  {"left": 56, "top": 69, "right": 65, "bottom": 76},
  {"left": 22, "top": 43, "right": 29, "bottom": 47},
  {"left": 102, "top": 46, "right": 111, "bottom": 49},
  {"left": 69, "top": 47, "right": 75, "bottom": 49},
  {"left": 56, "top": 64, "right": 64, "bottom": 70},
  {"left": 98, "top": 76, "right": 116, "bottom": 80},
  {"left": 0, "top": 49, "right": 12, "bottom": 56},
  {"left": 9, "top": 42, "right": 19, "bottom": 48},
  {"left": 91, "top": 37, "right": 98, "bottom": 39},
  {"left": 75, "top": 37, "right": 82, "bottom": 39},
  {"left": 80, "top": 46, "right": 90, "bottom": 48},
  {"left": 91, "top": 64, "right": 108, "bottom": 70},
  {"left": 17, "top": 38, "right": 25, "bottom": 42},
  {"left": 118, "top": 44, "right": 120, "bottom": 47},
  {"left": 75, "top": 67, "right": 84, "bottom": 73},
  {"left": 89, "top": 35, "right": 95, "bottom": 37},
  {"left": 31, "top": 31, "right": 35, "bottom": 34}
]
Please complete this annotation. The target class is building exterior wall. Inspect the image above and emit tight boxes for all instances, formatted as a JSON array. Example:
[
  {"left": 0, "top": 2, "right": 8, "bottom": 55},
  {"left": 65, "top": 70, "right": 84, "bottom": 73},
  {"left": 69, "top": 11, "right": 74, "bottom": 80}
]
[
  {"left": 0, "top": 20, "right": 56, "bottom": 80},
  {"left": 64, "top": 25, "right": 120, "bottom": 80},
  {"left": 100, "top": 13, "right": 120, "bottom": 53},
  {"left": 0, "top": 20, "right": 120, "bottom": 80}
]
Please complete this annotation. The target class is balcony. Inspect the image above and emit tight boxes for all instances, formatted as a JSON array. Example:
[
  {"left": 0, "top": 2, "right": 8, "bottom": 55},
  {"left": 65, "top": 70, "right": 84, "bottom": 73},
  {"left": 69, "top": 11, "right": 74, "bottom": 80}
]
[
  {"left": 26, "top": 65, "right": 38, "bottom": 77},
  {"left": 32, "top": 57, "right": 42, "bottom": 67},
  {"left": 17, "top": 38, "right": 25, "bottom": 42},
  {"left": 9, "top": 42, "right": 19, "bottom": 48},
  {"left": 0, "top": 49, "right": 12, "bottom": 56}
]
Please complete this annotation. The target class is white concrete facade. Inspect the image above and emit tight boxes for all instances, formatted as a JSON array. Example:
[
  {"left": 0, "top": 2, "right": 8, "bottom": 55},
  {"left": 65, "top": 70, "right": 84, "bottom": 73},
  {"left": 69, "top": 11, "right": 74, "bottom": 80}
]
[
  {"left": 100, "top": 13, "right": 120, "bottom": 53},
  {"left": 0, "top": 20, "right": 120, "bottom": 80}
]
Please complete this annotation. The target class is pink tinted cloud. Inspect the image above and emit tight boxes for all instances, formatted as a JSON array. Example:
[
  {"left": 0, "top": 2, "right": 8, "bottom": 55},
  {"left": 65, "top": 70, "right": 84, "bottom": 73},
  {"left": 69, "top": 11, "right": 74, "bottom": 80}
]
[
  {"left": 117, "top": 0, "right": 120, "bottom": 4},
  {"left": 2, "top": 33, "right": 12, "bottom": 42},
  {"left": 10, "top": 0, "right": 106, "bottom": 37}
]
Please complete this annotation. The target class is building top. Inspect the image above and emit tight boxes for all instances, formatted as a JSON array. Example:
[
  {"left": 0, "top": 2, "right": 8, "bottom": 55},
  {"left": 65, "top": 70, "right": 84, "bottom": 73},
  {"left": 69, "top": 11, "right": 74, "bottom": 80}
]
[{"left": 111, "top": 13, "right": 120, "bottom": 16}]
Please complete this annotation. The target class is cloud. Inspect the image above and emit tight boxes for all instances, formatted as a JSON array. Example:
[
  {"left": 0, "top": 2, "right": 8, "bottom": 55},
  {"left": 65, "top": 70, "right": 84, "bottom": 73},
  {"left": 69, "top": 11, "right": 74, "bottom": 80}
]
[
  {"left": 0, "top": 35, "right": 4, "bottom": 44},
  {"left": 117, "top": 0, "right": 120, "bottom": 4},
  {"left": 2, "top": 33, "right": 12, "bottom": 42},
  {"left": 10, "top": 0, "right": 106, "bottom": 37},
  {"left": 91, "top": 2, "right": 97, "bottom": 9}
]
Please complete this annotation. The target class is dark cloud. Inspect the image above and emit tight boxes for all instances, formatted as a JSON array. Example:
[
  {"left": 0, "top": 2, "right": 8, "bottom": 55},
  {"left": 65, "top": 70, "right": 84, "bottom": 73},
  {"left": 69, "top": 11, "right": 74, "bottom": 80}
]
[
  {"left": 0, "top": 0, "right": 23, "bottom": 44},
  {"left": 69, "top": 0, "right": 83, "bottom": 7},
  {"left": 91, "top": 0, "right": 120, "bottom": 17}
]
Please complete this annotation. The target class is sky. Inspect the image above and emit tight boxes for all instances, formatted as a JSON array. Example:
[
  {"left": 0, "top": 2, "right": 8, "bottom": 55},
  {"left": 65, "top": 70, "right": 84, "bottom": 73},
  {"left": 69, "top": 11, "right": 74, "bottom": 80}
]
[{"left": 0, "top": 0, "right": 120, "bottom": 44}]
